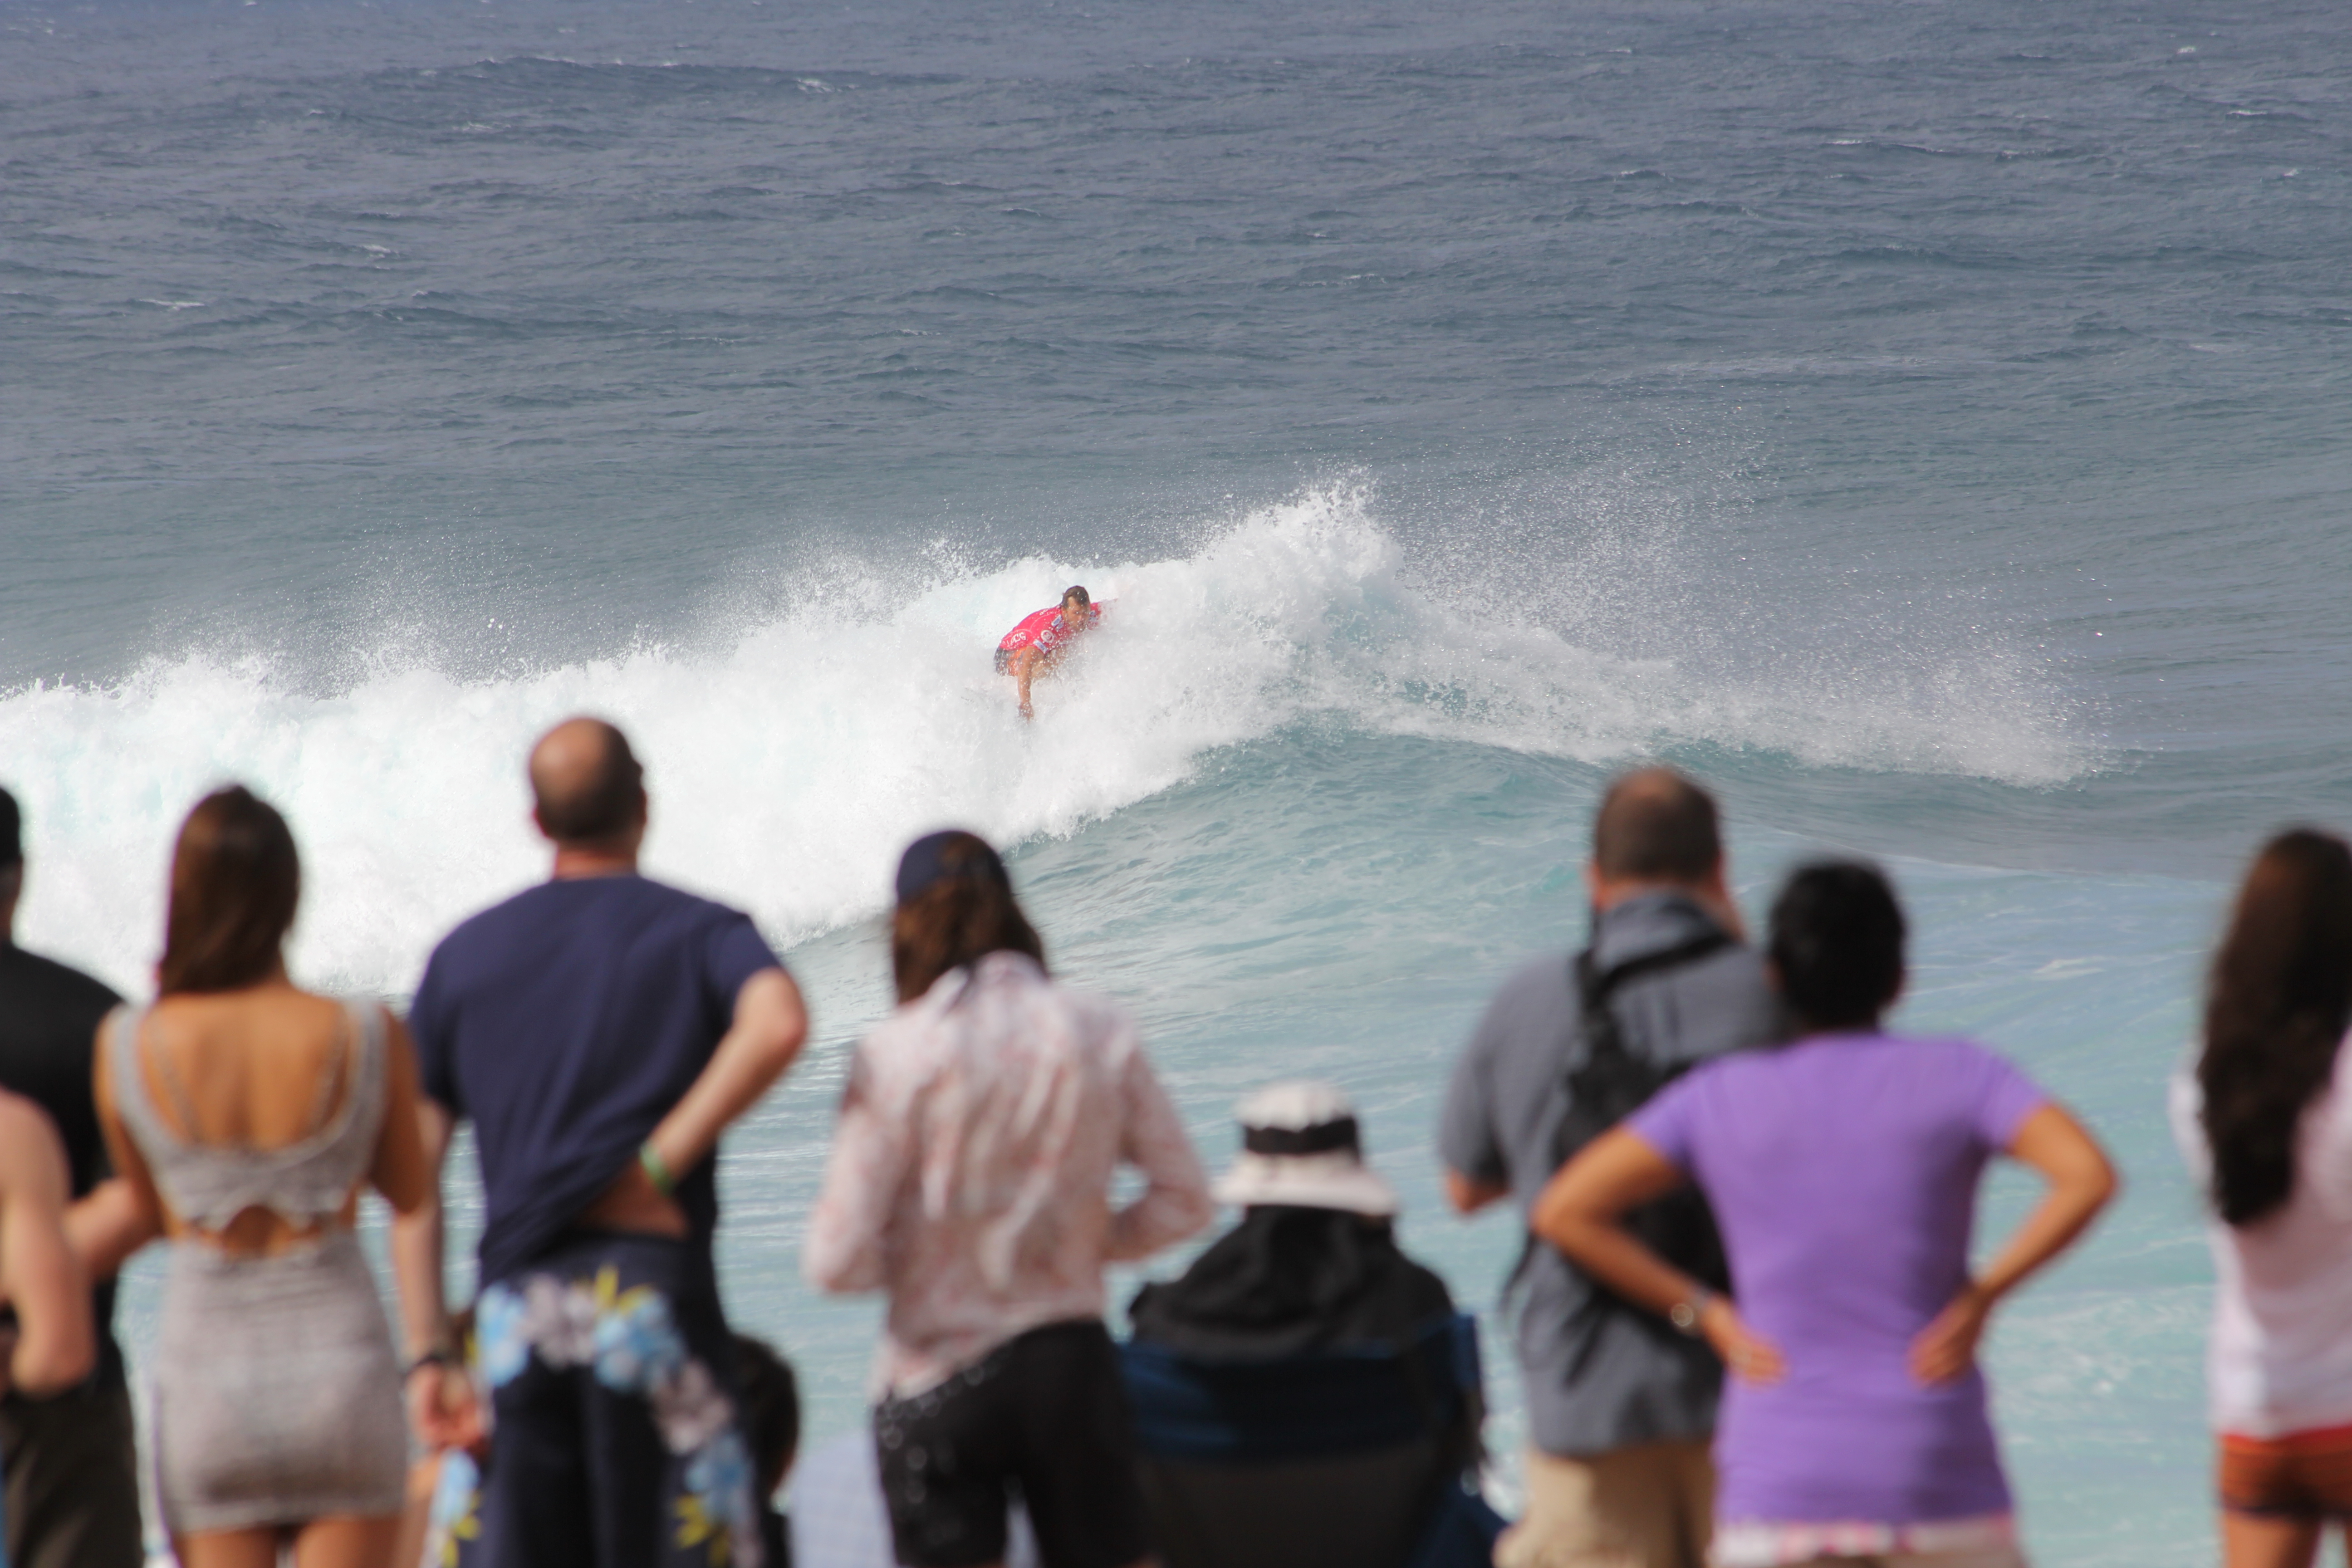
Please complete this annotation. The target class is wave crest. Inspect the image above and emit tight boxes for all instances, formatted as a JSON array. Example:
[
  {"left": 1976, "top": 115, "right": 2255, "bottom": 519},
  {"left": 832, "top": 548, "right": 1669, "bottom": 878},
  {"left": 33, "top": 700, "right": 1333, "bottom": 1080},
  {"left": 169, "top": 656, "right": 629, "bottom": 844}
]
[{"left": 0, "top": 484, "right": 2085, "bottom": 995}]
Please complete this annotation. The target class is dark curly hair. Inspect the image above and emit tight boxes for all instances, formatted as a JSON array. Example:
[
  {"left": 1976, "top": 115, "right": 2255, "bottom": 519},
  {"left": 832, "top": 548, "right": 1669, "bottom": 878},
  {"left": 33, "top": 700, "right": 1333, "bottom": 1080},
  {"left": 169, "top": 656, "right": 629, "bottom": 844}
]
[
  {"left": 2200, "top": 828, "right": 2352, "bottom": 1228},
  {"left": 1767, "top": 859, "right": 1906, "bottom": 1032}
]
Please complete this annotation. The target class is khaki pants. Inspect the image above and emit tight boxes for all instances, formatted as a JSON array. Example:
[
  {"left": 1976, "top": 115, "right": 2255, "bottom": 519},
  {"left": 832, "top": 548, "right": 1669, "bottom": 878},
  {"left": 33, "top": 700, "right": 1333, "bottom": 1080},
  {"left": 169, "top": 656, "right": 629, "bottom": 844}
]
[{"left": 1498, "top": 1440, "right": 1714, "bottom": 1568}]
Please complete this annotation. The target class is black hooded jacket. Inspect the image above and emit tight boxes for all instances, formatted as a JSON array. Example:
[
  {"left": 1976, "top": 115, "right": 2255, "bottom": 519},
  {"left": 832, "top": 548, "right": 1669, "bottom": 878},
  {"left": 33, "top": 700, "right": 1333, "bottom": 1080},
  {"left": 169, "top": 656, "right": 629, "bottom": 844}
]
[{"left": 1129, "top": 1205, "right": 1454, "bottom": 1361}]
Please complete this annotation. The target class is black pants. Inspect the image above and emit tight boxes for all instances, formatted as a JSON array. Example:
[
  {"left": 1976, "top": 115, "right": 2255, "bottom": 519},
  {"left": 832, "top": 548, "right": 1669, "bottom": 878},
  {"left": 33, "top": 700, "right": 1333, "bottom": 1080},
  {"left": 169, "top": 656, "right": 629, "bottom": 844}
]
[
  {"left": 876, "top": 1320, "right": 1150, "bottom": 1568},
  {"left": 0, "top": 1377, "right": 144, "bottom": 1568}
]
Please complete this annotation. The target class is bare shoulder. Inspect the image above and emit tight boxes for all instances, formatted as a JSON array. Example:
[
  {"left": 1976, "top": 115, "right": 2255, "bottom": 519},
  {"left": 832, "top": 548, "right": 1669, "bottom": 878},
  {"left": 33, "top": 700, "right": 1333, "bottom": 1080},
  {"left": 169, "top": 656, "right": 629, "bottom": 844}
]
[
  {"left": 144, "top": 987, "right": 365, "bottom": 1141},
  {"left": 0, "top": 1089, "right": 56, "bottom": 1141},
  {"left": 0, "top": 1091, "right": 68, "bottom": 1181},
  {"left": 153, "top": 985, "right": 349, "bottom": 1043}
]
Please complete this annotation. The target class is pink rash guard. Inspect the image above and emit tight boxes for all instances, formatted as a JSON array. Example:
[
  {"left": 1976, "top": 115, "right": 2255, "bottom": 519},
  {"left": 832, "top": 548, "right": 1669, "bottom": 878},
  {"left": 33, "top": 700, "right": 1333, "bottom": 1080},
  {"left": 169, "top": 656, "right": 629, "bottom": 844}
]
[{"left": 996, "top": 603, "right": 1102, "bottom": 659}]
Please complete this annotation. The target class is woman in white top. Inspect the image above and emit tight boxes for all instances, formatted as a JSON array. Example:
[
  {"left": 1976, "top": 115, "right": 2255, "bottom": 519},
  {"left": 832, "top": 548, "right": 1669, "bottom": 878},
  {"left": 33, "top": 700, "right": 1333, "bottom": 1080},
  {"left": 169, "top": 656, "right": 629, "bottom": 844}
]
[
  {"left": 2172, "top": 828, "right": 2352, "bottom": 1568},
  {"left": 806, "top": 829, "right": 1212, "bottom": 1568}
]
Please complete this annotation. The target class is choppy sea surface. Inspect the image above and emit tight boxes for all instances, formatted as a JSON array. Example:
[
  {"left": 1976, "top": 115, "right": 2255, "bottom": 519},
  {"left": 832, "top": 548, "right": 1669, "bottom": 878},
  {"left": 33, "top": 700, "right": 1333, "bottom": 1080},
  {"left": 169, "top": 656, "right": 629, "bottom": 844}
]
[{"left": 6, "top": 0, "right": 2352, "bottom": 1558}]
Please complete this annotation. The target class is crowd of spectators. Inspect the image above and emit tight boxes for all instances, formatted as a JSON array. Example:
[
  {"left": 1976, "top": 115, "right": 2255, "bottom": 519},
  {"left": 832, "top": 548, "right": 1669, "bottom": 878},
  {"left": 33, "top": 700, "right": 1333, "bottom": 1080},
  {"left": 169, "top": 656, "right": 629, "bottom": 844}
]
[{"left": 0, "top": 729, "right": 2339, "bottom": 1568}]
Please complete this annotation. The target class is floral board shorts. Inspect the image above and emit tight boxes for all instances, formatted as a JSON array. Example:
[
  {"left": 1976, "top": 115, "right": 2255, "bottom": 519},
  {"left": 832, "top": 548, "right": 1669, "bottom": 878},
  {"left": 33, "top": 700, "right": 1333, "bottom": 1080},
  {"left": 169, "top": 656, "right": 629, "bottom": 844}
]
[{"left": 475, "top": 1233, "right": 762, "bottom": 1568}]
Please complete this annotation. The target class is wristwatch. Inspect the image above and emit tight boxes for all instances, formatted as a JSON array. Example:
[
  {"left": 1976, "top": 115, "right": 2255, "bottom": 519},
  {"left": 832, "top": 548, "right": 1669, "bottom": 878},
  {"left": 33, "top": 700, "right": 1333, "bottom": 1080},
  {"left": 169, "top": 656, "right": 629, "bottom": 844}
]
[{"left": 1668, "top": 1288, "right": 1715, "bottom": 1337}]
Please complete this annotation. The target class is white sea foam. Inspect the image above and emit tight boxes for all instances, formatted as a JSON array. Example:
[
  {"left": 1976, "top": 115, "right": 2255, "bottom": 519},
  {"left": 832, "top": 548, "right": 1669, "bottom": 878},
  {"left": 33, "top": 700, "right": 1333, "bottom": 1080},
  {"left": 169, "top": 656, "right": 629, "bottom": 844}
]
[{"left": 0, "top": 485, "right": 2085, "bottom": 998}]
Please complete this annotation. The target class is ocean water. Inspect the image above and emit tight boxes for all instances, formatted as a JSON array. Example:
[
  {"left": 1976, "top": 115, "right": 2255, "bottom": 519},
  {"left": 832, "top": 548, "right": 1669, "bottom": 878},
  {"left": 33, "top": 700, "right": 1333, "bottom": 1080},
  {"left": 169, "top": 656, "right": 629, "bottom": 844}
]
[{"left": 6, "top": 0, "right": 2352, "bottom": 1559}]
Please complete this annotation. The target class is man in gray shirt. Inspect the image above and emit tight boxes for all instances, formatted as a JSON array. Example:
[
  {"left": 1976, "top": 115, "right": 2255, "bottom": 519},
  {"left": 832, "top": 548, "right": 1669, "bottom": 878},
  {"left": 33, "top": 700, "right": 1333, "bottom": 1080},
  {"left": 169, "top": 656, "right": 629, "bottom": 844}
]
[{"left": 1440, "top": 767, "right": 1779, "bottom": 1568}]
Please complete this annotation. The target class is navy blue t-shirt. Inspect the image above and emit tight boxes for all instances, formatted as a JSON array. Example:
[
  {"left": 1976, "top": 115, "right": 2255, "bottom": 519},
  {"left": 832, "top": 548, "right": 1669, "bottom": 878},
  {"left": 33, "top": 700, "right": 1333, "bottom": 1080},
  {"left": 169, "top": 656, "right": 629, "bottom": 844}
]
[{"left": 408, "top": 875, "right": 783, "bottom": 1287}]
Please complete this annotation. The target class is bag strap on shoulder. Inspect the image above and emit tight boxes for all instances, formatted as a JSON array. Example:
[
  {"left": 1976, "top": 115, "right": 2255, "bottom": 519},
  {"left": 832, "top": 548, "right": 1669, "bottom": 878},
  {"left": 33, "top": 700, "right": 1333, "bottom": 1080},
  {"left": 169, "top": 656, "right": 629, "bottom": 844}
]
[
  {"left": 1499, "top": 925, "right": 1735, "bottom": 1307},
  {"left": 1572, "top": 928, "right": 1735, "bottom": 1060}
]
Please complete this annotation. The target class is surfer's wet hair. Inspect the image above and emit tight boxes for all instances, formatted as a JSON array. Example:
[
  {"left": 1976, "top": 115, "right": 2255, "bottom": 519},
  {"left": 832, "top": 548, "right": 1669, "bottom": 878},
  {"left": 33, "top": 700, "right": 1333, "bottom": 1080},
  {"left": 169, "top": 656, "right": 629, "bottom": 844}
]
[
  {"left": 891, "top": 830, "right": 1047, "bottom": 1003},
  {"left": 1592, "top": 766, "right": 1721, "bottom": 883},
  {"left": 1768, "top": 859, "right": 1906, "bottom": 1033},
  {"left": 1061, "top": 585, "right": 1090, "bottom": 608}
]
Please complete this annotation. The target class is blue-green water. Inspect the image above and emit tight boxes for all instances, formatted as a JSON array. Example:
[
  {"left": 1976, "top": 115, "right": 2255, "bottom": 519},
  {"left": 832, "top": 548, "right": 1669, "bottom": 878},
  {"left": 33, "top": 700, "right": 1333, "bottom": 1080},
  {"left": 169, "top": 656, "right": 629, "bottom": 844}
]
[{"left": 7, "top": 1, "right": 2352, "bottom": 1559}]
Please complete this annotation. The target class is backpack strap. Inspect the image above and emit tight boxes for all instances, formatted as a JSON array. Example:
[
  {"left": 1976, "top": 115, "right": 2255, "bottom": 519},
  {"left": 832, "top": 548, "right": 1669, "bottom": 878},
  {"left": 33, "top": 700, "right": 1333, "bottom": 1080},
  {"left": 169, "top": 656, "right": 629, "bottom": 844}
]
[
  {"left": 1573, "top": 931, "right": 1734, "bottom": 1062},
  {"left": 1558, "top": 929, "right": 1733, "bottom": 1161},
  {"left": 1499, "top": 925, "right": 1735, "bottom": 1306}
]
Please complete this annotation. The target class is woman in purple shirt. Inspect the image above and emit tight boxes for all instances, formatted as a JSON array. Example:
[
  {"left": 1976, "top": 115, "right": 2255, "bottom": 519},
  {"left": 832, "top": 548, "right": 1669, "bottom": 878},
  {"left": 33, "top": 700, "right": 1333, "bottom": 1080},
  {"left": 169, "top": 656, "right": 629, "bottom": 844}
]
[{"left": 1534, "top": 861, "right": 2117, "bottom": 1568}]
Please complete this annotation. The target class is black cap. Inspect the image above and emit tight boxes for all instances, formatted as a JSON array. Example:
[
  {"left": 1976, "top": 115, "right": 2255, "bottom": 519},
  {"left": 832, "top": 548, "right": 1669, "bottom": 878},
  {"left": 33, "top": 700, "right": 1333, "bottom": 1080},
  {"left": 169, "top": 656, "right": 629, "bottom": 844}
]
[{"left": 0, "top": 786, "right": 19, "bottom": 869}]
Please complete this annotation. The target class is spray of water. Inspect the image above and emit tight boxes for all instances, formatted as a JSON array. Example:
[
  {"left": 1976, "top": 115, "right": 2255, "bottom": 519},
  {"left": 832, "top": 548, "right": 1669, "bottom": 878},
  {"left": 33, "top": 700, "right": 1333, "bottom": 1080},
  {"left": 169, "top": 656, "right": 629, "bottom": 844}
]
[{"left": 0, "top": 484, "right": 2086, "bottom": 997}]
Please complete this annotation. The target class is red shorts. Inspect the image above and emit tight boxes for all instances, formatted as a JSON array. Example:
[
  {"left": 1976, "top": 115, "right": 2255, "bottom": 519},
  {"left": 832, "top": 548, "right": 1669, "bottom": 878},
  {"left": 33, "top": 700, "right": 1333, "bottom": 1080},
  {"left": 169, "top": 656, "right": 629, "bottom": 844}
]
[{"left": 2221, "top": 1424, "right": 2352, "bottom": 1519}]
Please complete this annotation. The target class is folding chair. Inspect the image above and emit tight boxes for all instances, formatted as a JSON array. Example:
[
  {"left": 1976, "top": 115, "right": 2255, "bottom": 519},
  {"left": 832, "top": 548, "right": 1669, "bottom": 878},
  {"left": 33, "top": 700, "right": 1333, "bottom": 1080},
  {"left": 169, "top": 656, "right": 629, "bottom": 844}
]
[{"left": 1119, "top": 1312, "right": 1506, "bottom": 1568}]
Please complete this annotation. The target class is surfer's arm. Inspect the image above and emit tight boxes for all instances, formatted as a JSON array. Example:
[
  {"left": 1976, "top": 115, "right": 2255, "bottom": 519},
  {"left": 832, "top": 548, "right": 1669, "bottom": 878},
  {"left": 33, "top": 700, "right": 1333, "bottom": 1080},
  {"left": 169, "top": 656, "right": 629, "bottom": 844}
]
[{"left": 1011, "top": 646, "right": 1038, "bottom": 719}]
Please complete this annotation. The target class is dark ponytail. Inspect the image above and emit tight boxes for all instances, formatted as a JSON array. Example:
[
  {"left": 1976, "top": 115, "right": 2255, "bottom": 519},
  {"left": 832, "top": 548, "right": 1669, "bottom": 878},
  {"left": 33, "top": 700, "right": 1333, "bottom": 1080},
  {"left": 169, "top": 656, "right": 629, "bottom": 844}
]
[{"left": 2200, "top": 828, "right": 2352, "bottom": 1227}]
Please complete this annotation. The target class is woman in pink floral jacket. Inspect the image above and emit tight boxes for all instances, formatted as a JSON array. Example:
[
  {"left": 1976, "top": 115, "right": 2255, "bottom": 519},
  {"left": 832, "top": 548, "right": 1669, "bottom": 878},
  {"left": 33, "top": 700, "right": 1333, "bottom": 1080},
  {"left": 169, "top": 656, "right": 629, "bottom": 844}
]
[{"left": 806, "top": 829, "right": 1212, "bottom": 1568}]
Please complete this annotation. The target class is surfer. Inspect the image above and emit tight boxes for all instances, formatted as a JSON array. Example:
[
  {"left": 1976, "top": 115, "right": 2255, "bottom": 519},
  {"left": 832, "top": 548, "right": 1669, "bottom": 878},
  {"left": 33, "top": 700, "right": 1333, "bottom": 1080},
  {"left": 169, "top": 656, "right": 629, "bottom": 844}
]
[{"left": 995, "top": 585, "right": 1102, "bottom": 720}]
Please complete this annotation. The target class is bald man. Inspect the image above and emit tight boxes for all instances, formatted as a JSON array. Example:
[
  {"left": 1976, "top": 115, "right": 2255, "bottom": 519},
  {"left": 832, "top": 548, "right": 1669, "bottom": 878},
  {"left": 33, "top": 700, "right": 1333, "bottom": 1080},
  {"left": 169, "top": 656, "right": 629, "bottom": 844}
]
[
  {"left": 391, "top": 719, "right": 809, "bottom": 1568},
  {"left": 1439, "top": 768, "right": 1782, "bottom": 1568}
]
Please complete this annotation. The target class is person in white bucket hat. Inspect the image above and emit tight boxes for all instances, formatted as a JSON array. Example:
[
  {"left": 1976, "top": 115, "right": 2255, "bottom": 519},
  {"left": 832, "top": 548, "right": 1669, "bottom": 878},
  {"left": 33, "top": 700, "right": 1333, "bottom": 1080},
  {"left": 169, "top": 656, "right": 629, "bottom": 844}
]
[
  {"left": 1214, "top": 1081, "right": 1402, "bottom": 1217},
  {"left": 1130, "top": 1081, "right": 1454, "bottom": 1359}
]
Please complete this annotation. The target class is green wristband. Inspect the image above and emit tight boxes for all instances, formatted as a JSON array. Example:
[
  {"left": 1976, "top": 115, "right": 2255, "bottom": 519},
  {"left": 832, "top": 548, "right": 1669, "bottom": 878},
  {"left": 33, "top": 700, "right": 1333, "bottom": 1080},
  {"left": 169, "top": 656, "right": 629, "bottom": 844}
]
[{"left": 639, "top": 1142, "right": 677, "bottom": 1198}]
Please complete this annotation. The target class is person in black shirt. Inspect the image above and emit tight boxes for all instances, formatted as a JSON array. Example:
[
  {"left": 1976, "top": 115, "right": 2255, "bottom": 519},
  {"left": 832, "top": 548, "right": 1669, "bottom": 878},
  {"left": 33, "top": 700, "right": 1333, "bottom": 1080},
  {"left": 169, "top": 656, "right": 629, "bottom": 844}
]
[{"left": 0, "top": 785, "right": 144, "bottom": 1568}]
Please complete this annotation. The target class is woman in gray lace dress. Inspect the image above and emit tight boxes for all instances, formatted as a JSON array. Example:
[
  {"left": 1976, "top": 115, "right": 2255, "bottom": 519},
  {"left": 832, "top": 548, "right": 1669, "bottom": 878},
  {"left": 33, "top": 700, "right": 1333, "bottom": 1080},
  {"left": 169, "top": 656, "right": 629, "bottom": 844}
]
[{"left": 94, "top": 786, "right": 431, "bottom": 1568}]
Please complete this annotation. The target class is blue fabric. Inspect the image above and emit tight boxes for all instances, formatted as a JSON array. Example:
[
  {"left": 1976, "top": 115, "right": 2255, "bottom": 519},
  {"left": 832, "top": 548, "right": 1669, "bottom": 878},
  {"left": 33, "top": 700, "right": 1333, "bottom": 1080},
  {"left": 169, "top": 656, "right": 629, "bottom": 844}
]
[
  {"left": 409, "top": 875, "right": 781, "bottom": 1286},
  {"left": 1403, "top": 1480, "right": 1505, "bottom": 1568},
  {"left": 894, "top": 830, "right": 1008, "bottom": 904},
  {"left": 1119, "top": 1313, "right": 1481, "bottom": 1464}
]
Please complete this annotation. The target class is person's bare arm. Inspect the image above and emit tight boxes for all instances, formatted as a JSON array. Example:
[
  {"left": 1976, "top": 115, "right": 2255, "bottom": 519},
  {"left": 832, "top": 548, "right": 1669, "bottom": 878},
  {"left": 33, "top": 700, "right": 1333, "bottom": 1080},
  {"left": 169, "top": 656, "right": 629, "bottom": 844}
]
[
  {"left": 1444, "top": 1168, "right": 1509, "bottom": 1215},
  {"left": 586, "top": 968, "right": 811, "bottom": 1236},
  {"left": 1533, "top": 1125, "right": 1786, "bottom": 1383},
  {"left": 0, "top": 1096, "right": 95, "bottom": 1396},
  {"left": 369, "top": 1012, "right": 431, "bottom": 1217},
  {"left": 1014, "top": 647, "right": 1038, "bottom": 719},
  {"left": 1909, "top": 1102, "right": 2118, "bottom": 1384},
  {"left": 64, "top": 1179, "right": 154, "bottom": 1283},
  {"left": 651, "top": 967, "right": 808, "bottom": 1184},
  {"left": 389, "top": 1093, "right": 475, "bottom": 1450},
  {"left": 389, "top": 1094, "right": 454, "bottom": 1361},
  {"left": 90, "top": 1015, "right": 169, "bottom": 1255}
]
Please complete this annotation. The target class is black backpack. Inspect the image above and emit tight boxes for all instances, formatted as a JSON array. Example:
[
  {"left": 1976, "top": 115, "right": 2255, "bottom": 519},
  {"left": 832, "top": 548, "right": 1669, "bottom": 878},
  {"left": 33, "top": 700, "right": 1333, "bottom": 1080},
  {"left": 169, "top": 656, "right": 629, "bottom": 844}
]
[
  {"left": 1549, "top": 931, "right": 1733, "bottom": 1297},
  {"left": 1506, "top": 930, "right": 1735, "bottom": 1315}
]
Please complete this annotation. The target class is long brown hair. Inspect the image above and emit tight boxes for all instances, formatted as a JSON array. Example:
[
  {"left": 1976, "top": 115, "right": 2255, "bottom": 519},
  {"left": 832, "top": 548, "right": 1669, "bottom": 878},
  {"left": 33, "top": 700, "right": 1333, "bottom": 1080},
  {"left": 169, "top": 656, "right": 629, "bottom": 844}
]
[
  {"left": 2200, "top": 828, "right": 2352, "bottom": 1227},
  {"left": 158, "top": 786, "right": 301, "bottom": 996},
  {"left": 891, "top": 832, "right": 1045, "bottom": 1003}
]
